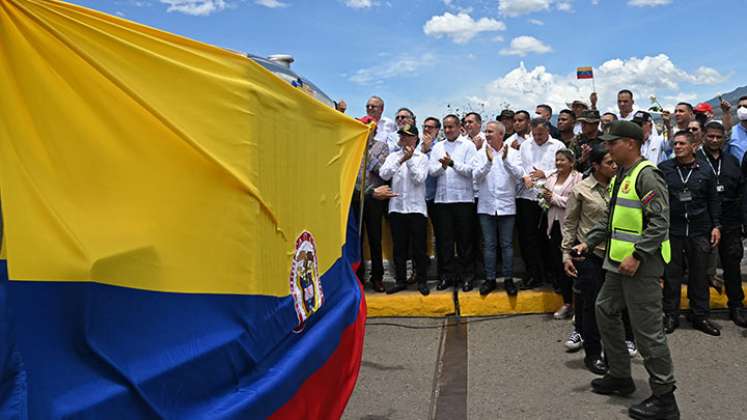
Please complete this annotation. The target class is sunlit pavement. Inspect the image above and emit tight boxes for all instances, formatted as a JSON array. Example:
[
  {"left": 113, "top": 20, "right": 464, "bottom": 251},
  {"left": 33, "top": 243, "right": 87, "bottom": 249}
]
[{"left": 344, "top": 313, "right": 747, "bottom": 420}]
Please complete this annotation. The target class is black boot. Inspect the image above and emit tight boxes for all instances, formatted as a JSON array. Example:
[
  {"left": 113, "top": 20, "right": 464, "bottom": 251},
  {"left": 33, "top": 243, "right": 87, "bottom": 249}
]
[
  {"left": 729, "top": 308, "right": 747, "bottom": 328},
  {"left": 479, "top": 279, "right": 496, "bottom": 296},
  {"left": 628, "top": 390, "right": 680, "bottom": 420},
  {"left": 591, "top": 375, "right": 636, "bottom": 396},
  {"left": 462, "top": 279, "right": 474, "bottom": 292},
  {"left": 386, "top": 282, "right": 407, "bottom": 295},
  {"left": 663, "top": 314, "right": 679, "bottom": 334},
  {"left": 417, "top": 281, "right": 430, "bottom": 296},
  {"left": 584, "top": 357, "right": 608, "bottom": 375},
  {"left": 436, "top": 277, "right": 452, "bottom": 291},
  {"left": 504, "top": 278, "right": 518, "bottom": 296}
]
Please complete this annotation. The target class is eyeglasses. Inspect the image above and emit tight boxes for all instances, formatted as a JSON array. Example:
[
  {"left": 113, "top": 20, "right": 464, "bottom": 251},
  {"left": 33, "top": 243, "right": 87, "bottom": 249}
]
[
  {"left": 423, "top": 124, "right": 439, "bottom": 130},
  {"left": 688, "top": 127, "right": 700, "bottom": 132},
  {"left": 366, "top": 104, "right": 381, "bottom": 109}
]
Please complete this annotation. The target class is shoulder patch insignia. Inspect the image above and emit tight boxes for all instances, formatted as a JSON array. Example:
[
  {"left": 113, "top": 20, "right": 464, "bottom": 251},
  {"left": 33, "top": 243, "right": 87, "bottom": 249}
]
[{"left": 641, "top": 190, "right": 657, "bottom": 205}]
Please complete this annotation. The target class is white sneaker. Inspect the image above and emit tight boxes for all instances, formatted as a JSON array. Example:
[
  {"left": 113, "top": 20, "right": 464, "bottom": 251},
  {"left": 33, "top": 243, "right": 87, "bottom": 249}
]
[
  {"left": 564, "top": 329, "right": 583, "bottom": 352},
  {"left": 554, "top": 304, "right": 573, "bottom": 320},
  {"left": 626, "top": 340, "right": 638, "bottom": 358}
]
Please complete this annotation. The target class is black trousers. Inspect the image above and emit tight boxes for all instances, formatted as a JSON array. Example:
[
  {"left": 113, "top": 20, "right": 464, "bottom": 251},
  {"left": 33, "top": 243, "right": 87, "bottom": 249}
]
[
  {"left": 718, "top": 225, "right": 746, "bottom": 309},
  {"left": 663, "top": 234, "right": 711, "bottom": 318},
  {"left": 473, "top": 198, "right": 486, "bottom": 280},
  {"left": 352, "top": 195, "right": 388, "bottom": 282},
  {"left": 390, "top": 212, "right": 428, "bottom": 284},
  {"left": 549, "top": 220, "right": 572, "bottom": 304},
  {"left": 427, "top": 200, "right": 442, "bottom": 279},
  {"left": 516, "top": 198, "right": 550, "bottom": 282},
  {"left": 435, "top": 202, "right": 475, "bottom": 282},
  {"left": 574, "top": 255, "right": 604, "bottom": 358},
  {"left": 574, "top": 255, "right": 635, "bottom": 359}
]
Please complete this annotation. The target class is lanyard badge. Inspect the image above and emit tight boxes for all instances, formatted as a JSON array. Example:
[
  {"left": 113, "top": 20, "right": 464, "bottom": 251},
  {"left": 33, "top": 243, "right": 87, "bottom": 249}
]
[{"left": 676, "top": 166, "right": 694, "bottom": 202}]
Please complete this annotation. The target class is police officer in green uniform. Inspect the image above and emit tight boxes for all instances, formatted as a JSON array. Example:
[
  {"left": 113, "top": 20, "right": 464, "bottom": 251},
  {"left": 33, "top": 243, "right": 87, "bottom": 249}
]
[{"left": 573, "top": 120, "right": 679, "bottom": 420}]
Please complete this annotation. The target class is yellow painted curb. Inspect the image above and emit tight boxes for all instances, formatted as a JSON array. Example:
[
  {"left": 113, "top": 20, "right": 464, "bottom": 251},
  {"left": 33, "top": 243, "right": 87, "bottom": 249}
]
[
  {"left": 680, "top": 285, "right": 747, "bottom": 309},
  {"left": 459, "top": 289, "right": 564, "bottom": 317},
  {"left": 365, "top": 290, "right": 454, "bottom": 318},
  {"left": 366, "top": 285, "right": 747, "bottom": 318}
]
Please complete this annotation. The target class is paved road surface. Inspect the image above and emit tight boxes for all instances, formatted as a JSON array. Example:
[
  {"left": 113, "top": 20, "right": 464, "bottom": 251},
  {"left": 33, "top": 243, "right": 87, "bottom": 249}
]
[{"left": 344, "top": 313, "right": 747, "bottom": 420}]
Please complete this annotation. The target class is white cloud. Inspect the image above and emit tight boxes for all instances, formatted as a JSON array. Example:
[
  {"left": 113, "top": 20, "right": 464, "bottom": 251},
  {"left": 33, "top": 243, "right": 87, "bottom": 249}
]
[
  {"left": 255, "top": 0, "right": 287, "bottom": 8},
  {"left": 556, "top": 1, "right": 572, "bottom": 11},
  {"left": 466, "top": 54, "right": 726, "bottom": 113},
  {"left": 121, "top": 0, "right": 150, "bottom": 6},
  {"left": 528, "top": 18, "right": 544, "bottom": 25},
  {"left": 498, "top": 0, "right": 573, "bottom": 16},
  {"left": 349, "top": 53, "right": 437, "bottom": 85},
  {"left": 493, "top": 35, "right": 505, "bottom": 42},
  {"left": 628, "top": 0, "right": 672, "bottom": 6},
  {"left": 159, "top": 0, "right": 228, "bottom": 15},
  {"left": 500, "top": 36, "right": 552, "bottom": 56},
  {"left": 498, "top": 0, "right": 551, "bottom": 16},
  {"left": 344, "top": 0, "right": 374, "bottom": 8},
  {"left": 423, "top": 12, "right": 506, "bottom": 44}
]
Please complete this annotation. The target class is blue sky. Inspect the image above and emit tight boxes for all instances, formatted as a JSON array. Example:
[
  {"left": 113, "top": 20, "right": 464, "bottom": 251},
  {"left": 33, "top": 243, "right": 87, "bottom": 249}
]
[{"left": 70, "top": 0, "right": 745, "bottom": 120}]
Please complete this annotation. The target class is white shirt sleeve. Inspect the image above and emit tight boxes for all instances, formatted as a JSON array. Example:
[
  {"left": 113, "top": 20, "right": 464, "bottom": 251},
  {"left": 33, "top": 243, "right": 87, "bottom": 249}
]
[
  {"left": 452, "top": 141, "right": 475, "bottom": 177},
  {"left": 378, "top": 153, "right": 399, "bottom": 181},
  {"left": 429, "top": 143, "right": 446, "bottom": 177},
  {"left": 406, "top": 154, "right": 428, "bottom": 184}
]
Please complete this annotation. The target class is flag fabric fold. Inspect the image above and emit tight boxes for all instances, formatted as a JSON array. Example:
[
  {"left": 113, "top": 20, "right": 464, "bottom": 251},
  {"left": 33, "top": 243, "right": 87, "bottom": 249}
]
[{"left": 0, "top": 0, "right": 368, "bottom": 418}]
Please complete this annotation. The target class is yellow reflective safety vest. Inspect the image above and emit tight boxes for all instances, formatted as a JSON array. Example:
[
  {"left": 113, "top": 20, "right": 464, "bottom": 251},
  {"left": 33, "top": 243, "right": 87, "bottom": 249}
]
[{"left": 608, "top": 160, "right": 671, "bottom": 263}]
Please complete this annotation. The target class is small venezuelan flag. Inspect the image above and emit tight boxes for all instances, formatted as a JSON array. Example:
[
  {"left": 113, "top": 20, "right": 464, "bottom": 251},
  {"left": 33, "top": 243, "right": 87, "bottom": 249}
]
[{"left": 577, "top": 66, "right": 594, "bottom": 79}]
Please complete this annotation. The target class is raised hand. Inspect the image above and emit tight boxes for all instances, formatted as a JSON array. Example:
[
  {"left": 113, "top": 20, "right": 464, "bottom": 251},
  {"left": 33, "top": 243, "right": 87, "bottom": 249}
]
[{"left": 400, "top": 145, "right": 414, "bottom": 163}]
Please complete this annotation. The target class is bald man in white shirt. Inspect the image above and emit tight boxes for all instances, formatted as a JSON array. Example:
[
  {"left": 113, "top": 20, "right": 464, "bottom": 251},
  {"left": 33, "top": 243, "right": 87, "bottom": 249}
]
[
  {"left": 429, "top": 114, "right": 478, "bottom": 291},
  {"left": 516, "top": 118, "right": 565, "bottom": 289},
  {"left": 473, "top": 121, "right": 524, "bottom": 296}
]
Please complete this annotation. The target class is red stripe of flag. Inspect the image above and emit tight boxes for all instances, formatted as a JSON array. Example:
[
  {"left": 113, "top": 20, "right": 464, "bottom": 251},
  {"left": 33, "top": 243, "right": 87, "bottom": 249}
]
[{"left": 577, "top": 66, "right": 593, "bottom": 79}]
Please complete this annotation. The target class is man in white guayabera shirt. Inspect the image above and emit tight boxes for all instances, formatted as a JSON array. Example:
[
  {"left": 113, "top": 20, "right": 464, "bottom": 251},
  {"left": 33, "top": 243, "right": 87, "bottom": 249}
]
[
  {"left": 472, "top": 121, "right": 523, "bottom": 297},
  {"left": 516, "top": 117, "right": 565, "bottom": 290},
  {"left": 379, "top": 124, "right": 430, "bottom": 296},
  {"left": 365, "top": 95, "right": 396, "bottom": 144},
  {"left": 464, "top": 111, "right": 487, "bottom": 282},
  {"left": 429, "top": 114, "right": 477, "bottom": 292}
]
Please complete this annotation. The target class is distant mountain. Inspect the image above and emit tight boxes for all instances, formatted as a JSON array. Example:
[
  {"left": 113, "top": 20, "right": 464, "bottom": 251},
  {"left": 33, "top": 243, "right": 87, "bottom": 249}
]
[{"left": 702, "top": 85, "right": 747, "bottom": 119}]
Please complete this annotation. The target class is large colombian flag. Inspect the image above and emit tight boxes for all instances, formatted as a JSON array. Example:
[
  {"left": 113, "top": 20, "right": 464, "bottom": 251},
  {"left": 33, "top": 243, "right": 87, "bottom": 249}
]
[{"left": 0, "top": 0, "right": 369, "bottom": 418}]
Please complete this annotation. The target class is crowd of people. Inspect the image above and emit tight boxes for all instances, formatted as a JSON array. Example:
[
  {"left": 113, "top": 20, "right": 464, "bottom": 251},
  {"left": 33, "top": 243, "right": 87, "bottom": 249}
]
[{"left": 350, "top": 90, "right": 747, "bottom": 419}]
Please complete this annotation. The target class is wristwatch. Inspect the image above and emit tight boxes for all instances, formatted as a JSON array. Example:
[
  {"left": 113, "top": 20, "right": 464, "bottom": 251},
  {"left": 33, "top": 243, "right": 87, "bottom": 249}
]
[{"left": 448, "top": 160, "right": 454, "bottom": 167}]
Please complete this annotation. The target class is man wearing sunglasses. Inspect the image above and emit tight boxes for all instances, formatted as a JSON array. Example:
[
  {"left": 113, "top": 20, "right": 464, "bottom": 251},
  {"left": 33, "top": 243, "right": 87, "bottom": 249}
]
[
  {"left": 386, "top": 107, "right": 416, "bottom": 153},
  {"left": 366, "top": 96, "right": 397, "bottom": 144}
]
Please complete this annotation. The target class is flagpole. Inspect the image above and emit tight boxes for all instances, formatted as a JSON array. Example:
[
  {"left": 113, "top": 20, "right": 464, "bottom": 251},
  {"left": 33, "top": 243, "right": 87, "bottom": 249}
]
[
  {"left": 591, "top": 70, "right": 596, "bottom": 93},
  {"left": 358, "top": 128, "right": 371, "bottom": 238}
]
